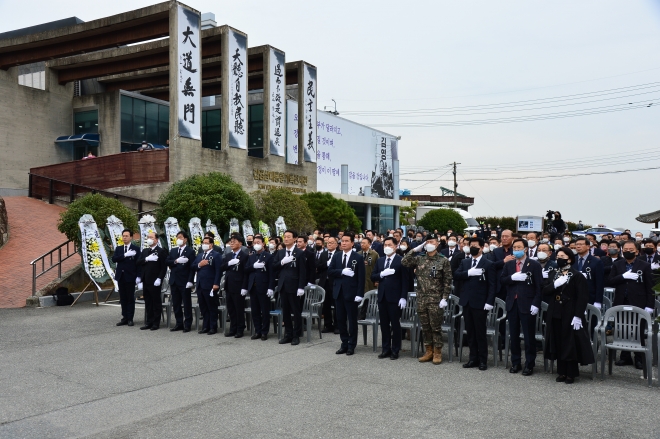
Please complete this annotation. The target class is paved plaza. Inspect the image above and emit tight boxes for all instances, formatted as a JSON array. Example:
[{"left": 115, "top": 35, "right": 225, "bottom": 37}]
[{"left": 1, "top": 302, "right": 660, "bottom": 438}]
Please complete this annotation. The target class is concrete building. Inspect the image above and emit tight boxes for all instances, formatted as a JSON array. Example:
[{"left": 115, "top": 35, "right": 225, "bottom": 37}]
[{"left": 0, "top": 2, "right": 409, "bottom": 231}]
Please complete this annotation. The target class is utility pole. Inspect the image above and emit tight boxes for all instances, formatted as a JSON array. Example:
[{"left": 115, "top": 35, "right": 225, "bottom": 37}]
[{"left": 453, "top": 162, "right": 461, "bottom": 208}]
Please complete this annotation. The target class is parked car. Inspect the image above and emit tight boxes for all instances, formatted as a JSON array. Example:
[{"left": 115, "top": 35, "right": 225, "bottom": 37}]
[{"left": 572, "top": 226, "right": 623, "bottom": 237}]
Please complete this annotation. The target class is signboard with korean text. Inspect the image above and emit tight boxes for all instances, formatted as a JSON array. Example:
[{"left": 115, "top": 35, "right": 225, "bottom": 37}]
[
  {"left": 286, "top": 99, "right": 298, "bottom": 164},
  {"left": 227, "top": 29, "right": 247, "bottom": 149},
  {"left": 301, "top": 64, "right": 317, "bottom": 162},
  {"left": 176, "top": 6, "right": 201, "bottom": 140},
  {"left": 269, "top": 48, "right": 286, "bottom": 156},
  {"left": 516, "top": 215, "right": 544, "bottom": 232}
]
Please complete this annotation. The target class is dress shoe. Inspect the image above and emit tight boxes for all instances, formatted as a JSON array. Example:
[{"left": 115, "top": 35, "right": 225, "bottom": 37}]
[
  {"left": 522, "top": 367, "right": 534, "bottom": 376},
  {"left": 346, "top": 349, "right": 355, "bottom": 356},
  {"left": 261, "top": 334, "right": 268, "bottom": 341},
  {"left": 336, "top": 347, "right": 348, "bottom": 355},
  {"left": 291, "top": 337, "right": 299, "bottom": 346},
  {"left": 390, "top": 353, "right": 399, "bottom": 360},
  {"left": 127, "top": 321, "right": 134, "bottom": 327},
  {"left": 279, "top": 337, "right": 293, "bottom": 344},
  {"left": 321, "top": 327, "right": 335, "bottom": 333},
  {"left": 182, "top": 328, "right": 190, "bottom": 333},
  {"left": 251, "top": 334, "right": 261, "bottom": 340},
  {"left": 615, "top": 358, "right": 633, "bottom": 366},
  {"left": 333, "top": 329, "right": 340, "bottom": 335},
  {"left": 378, "top": 351, "right": 392, "bottom": 359},
  {"left": 478, "top": 363, "right": 487, "bottom": 371},
  {"left": 198, "top": 328, "right": 209, "bottom": 334},
  {"left": 556, "top": 375, "right": 567, "bottom": 382},
  {"left": 234, "top": 332, "right": 244, "bottom": 339},
  {"left": 509, "top": 364, "right": 522, "bottom": 374},
  {"left": 208, "top": 329, "right": 217, "bottom": 335},
  {"left": 150, "top": 326, "right": 159, "bottom": 331},
  {"left": 116, "top": 320, "right": 128, "bottom": 326},
  {"left": 225, "top": 332, "right": 236, "bottom": 338},
  {"left": 140, "top": 325, "right": 152, "bottom": 330},
  {"left": 635, "top": 361, "right": 644, "bottom": 370},
  {"left": 565, "top": 377, "right": 575, "bottom": 384},
  {"left": 170, "top": 325, "right": 183, "bottom": 332},
  {"left": 463, "top": 360, "right": 479, "bottom": 368}
]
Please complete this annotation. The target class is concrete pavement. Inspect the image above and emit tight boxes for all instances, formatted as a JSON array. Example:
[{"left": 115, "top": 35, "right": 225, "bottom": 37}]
[{"left": 1, "top": 302, "right": 659, "bottom": 438}]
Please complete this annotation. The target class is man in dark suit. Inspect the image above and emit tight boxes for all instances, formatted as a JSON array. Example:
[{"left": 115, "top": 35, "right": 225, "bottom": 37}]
[
  {"left": 454, "top": 238, "right": 496, "bottom": 370},
  {"left": 319, "top": 236, "right": 338, "bottom": 333},
  {"left": 641, "top": 238, "right": 660, "bottom": 286},
  {"left": 526, "top": 232, "right": 540, "bottom": 259},
  {"left": 586, "top": 233, "right": 606, "bottom": 257},
  {"left": 166, "top": 231, "right": 197, "bottom": 332},
  {"left": 136, "top": 231, "right": 168, "bottom": 330},
  {"left": 573, "top": 237, "right": 605, "bottom": 309},
  {"left": 111, "top": 228, "right": 141, "bottom": 327},
  {"left": 500, "top": 238, "right": 543, "bottom": 376},
  {"left": 601, "top": 240, "right": 621, "bottom": 278},
  {"left": 297, "top": 236, "right": 317, "bottom": 286},
  {"left": 371, "top": 236, "right": 408, "bottom": 360},
  {"left": 366, "top": 230, "right": 384, "bottom": 257},
  {"left": 272, "top": 230, "right": 307, "bottom": 345},
  {"left": 219, "top": 233, "right": 250, "bottom": 338},
  {"left": 492, "top": 230, "right": 514, "bottom": 345},
  {"left": 328, "top": 232, "right": 366, "bottom": 355},
  {"left": 245, "top": 235, "right": 274, "bottom": 340},
  {"left": 191, "top": 237, "right": 222, "bottom": 334},
  {"left": 609, "top": 240, "right": 655, "bottom": 369}
]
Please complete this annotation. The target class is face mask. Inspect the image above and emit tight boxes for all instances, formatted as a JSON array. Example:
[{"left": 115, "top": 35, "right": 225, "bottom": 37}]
[
  {"left": 635, "top": 237, "right": 643, "bottom": 242},
  {"left": 253, "top": 243, "right": 263, "bottom": 252},
  {"left": 388, "top": 234, "right": 394, "bottom": 238},
  {"left": 448, "top": 240, "right": 456, "bottom": 247},
  {"left": 513, "top": 250, "right": 525, "bottom": 259},
  {"left": 383, "top": 247, "right": 394, "bottom": 256},
  {"left": 146, "top": 238, "right": 154, "bottom": 246},
  {"left": 176, "top": 239, "right": 184, "bottom": 247},
  {"left": 416, "top": 237, "right": 422, "bottom": 242},
  {"left": 308, "top": 240, "right": 314, "bottom": 246},
  {"left": 202, "top": 244, "right": 210, "bottom": 251},
  {"left": 313, "top": 234, "right": 317, "bottom": 239},
  {"left": 315, "top": 245, "right": 323, "bottom": 251},
  {"left": 571, "top": 249, "right": 578, "bottom": 255},
  {"left": 400, "top": 244, "right": 408, "bottom": 251},
  {"left": 527, "top": 240, "right": 536, "bottom": 248},
  {"left": 491, "top": 234, "right": 497, "bottom": 238},
  {"left": 607, "top": 248, "right": 619, "bottom": 255},
  {"left": 657, "top": 246, "right": 660, "bottom": 253},
  {"left": 462, "top": 246, "right": 470, "bottom": 254},
  {"left": 489, "top": 244, "right": 497, "bottom": 251},
  {"left": 469, "top": 246, "right": 480, "bottom": 256},
  {"left": 623, "top": 251, "right": 636, "bottom": 260},
  {"left": 483, "top": 247, "right": 490, "bottom": 254},
  {"left": 540, "top": 239, "right": 548, "bottom": 244},
  {"left": 424, "top": 243, "right": 437, "bottom": 253},
  {"left": 643, "top": 247, "right": 655, "bottom": 255},
  {"left": 563, "top": 237, "right": 570, "bottom": 243},
  {"left": 556, "top": 258, "right": 569, "bottom": 268},
  {"left": 226, "top": 243, "right": 231, "bottom": 248},
  {"left": 268, "top": 243, "right": 276, "bottom": 250},
  {"left": 537, "top": 251, "right": 548, "bottom": 261}
]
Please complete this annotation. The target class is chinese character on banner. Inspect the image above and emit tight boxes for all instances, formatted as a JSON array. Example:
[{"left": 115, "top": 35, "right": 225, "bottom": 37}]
[
  {"left": 227, "top": 31, "right": 247, "bottom": 148},
  {"left": 302, "top": 64, "right": 316, "bottom": 163},
  {"left": 177, "top": 6, "right": 200, "bottom": 140},
  {"left": 270, "top": 50, "right": 286, "bottom": 156}
]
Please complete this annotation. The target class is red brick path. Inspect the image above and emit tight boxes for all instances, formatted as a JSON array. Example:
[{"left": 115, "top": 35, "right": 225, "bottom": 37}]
[{"left": 0, "top": 197, "right": 78, "bottom": 308}]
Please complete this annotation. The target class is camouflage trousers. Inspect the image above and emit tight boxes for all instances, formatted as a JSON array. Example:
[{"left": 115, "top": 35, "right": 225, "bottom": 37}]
[{"left": 418, "top": 297, "right": 444, "bottom": 348}]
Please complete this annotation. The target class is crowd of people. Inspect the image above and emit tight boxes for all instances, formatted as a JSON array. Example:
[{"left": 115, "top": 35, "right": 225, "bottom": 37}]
[{"left": 110, "top": 213, "right": 659, "bottom": 384}]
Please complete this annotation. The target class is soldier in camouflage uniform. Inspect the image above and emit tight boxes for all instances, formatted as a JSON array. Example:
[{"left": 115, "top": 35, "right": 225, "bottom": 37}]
[{"left": 402, "top": 233, "right": 453, "bottom": 364}]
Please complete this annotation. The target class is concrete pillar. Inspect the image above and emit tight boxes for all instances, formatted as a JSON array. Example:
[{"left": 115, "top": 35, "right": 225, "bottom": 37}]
[
  {"left": 341, "top": 164, "right": 348, "bottom": 194},
  {"left": 364, "top": 186, "right": 372, "bottom": 231},
  {"left": 393, "top": 159, "right": 400, "bottom": 228}
]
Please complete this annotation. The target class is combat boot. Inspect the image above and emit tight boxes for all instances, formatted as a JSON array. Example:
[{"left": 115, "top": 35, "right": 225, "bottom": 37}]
[
  {"left": 418, "top": 345, "right": 434, "bottom": 362},
  {"left": 432, "top": 347, "right": 443, "bottom": 365}
]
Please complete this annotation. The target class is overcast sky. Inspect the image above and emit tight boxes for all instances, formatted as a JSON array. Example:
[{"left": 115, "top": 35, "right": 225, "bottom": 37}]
[{"left": 2, "top": 0, "right": 659, "bottom": 230}]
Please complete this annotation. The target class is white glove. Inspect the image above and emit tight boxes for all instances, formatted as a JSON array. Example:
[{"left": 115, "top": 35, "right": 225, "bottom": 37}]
[
  {"left": 209, "top": 290, "right": 214, "bottom": 297},
  {"left": 582, "top": 272, "right": 588, "bottom": 278},
  {"left": 484, "top": 303, "right": 494, "bottom": 311},
  {"left": 267, "top": 289, "right": 274, "bottom": 298},
  {"left": 124, "top": 249, "right": 136, "bottom": 258},
  {"left": 228, "top": 259, "right": 240, "bottom": 266},
  {"left": 554, "top": 276, "right": 568, "bottom": 289},
  {"left": 530, "top": 305, "right": 539, "bottom": 316},
  {"left": 154, "top": 278, "right": 161, "bottom": 287},
  {"left": 593, "top": 302, "right": 601, "bottom": 310},
  {"left": 185, "top": 282, "right": 193, "bottom": 288},
  {"left": 467, "top": 268, "right": 482, "bottom": 277},
  {"left": 145, "top": 253, "right": 158, "bottom": 262},
  {"left": 571, "top": 316, "right": 582, "bottom": 330},
  {"left": 511, "top": 272, "right": 527, "bottom": 282},
  {"left": 354, "top": 296, "right": 363, "bottom": 303},
  {"left": 652, "top": 262, "right": 660, "bottom": 271},
  {"left": 380, "top": 268, "right": 396, "bottom": 278},
  {"left": 645, "top": 307, "right": 654, "bottom": 314},
  {"left": 135, "top": 277, "right": 141, "bottom": 285},
  {"left": 137, "top": 282, "right": 143, "bottom": 290},
  {"left": 296, "top": 288, "right": 305, "bottom": 297},
  {"left": 281, "top": 255, "right": 294, "bottom": 265},
  {"left": 342, "top": 268, "right": 355, "bottom": 277},
  {"left": 413, "top": 243, "right": 424, "bottom": 253},
  {"left": 439, "top": 299, "right": 448, "bottom": 309},
  {"left": 176, "top": 257, "right": 189, "bottom": 264},
  {"left": 542, "top": 269, "right": 549, "bottom": 279},
  {"left": 398, "top": 298, "right": 407, "bottom": 309},
  {"left": 253, "top": 261, "right": 265, "bottom": 269},
  {"left": 622, "top": 270, "right": 639, "bottom": 280},
  {"left": 240, "top": 289, "right": 248, "bottom": 296}
]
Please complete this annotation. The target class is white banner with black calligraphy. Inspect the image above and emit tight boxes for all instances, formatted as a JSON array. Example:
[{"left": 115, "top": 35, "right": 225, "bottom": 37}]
[
  {"left": 303, "top": 64, "right": 317, "bottom": 163},
  {"left": 269, "top": 48, "right": 286, "bottom": 156},
  {"left": 177, "top": 5, "right": 201, "bottom": 140},
  {"left": 286, "top": 99, "right": 298, "bottom": 164},
  {"left": 228, "top": 30, "right": 247, "bottom": 149}
]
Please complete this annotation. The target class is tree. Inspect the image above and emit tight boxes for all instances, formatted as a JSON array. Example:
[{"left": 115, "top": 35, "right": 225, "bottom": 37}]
[
  {"left": 417, "top": 208, "right": 466, "bottom": 234},
  {"left": 251, "top": 188, "right": 316, "bottom": 236},
  {"left": 155, "top": 172, "right": 255, "bottom": 237},
  {"left": 57, "top": 193, "right": 138, "bottom": 246},
  {"left": 475, "top": 216, "right": 517, "bottom": 232},
  {"left": 399, "top": 199, "right": 418, "bottom": 226},
  {"left": 300, "top": 192, "right": 362, "bottom": 232}
]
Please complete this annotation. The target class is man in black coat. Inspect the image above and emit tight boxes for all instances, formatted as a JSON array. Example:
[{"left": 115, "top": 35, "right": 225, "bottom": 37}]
[
  {"left": 136, "top": 231, "right": 168, "bottom": 330},
  {"left": 219, "top": 233, "right": 250, "bottom": 338},
  {"left": 366, "top": 230, "right": 384, "bottom": 257},
  {"left": 573, "top": 237, "right": 604, "bottom": 309},
  {"left": 191, "top": 237, "right": 222, "bottom": 334},
  {"left": 371, "top": 237, "right": 408, "bottom": 360},
  {"left": 166, "top": 231, "right": 196, "bottom": 332},
  {"left": 609, "top": 240, "right": 655, "bottom": 368},
  {"left": 454, "top": 238, "right": 496, "bottom": 370},
  {"left": 245, "top": 236, "right": 274, "bottom": 340},
  {"left": 272, "top": 230, "right": 307, "bottom": 345},
  {"left": 328, "top": 231, "right": 365, "bottom": 356},
  {"left": 319, "top": 237, "right": 338, "bottom": 333},
  {"left": 500, "top": 238, "right": 543, "bottom": 376},
  {"left": 111, "top": 228, "right": 141, "bottom": 327}
]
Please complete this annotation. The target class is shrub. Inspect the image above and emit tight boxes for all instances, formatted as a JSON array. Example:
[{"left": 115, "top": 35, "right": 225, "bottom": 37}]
[
  {"left": 418, "top": 208, "right": 467, "bottom": 234},
  {"left": 251, "top": 188, "right": 316, "bottom": 236},
  {"left": 300, "top": 192, "right": 361, "bottom": 232}
]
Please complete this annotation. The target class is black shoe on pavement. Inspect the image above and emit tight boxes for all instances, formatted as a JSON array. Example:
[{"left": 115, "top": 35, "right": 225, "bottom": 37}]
[
  {"left": 261, "top": 334, "right": 268, "bottom": 341},
  {"left": 170, "top": 325, "right": 183, "bottom": 332},
  {"left": 291, "top": 337, "right": 300, "bottom": 345},
  {"left": 390, "top": 353, "right": 399, "bottom": 360},
  {"left": 509, "top": 364, "right": 522, "bottom": 374},
  {"left": 198, "top": 328, "right": 209, "bottom": 334},
  {"left": 127, "top": 321, "right": 134, "bottom": 327},
  {"left": 556, "top": 375, "right": 567, "bottom": 382},
  {"left": 251, "top": 334, "right": 261, "bottom": 340},
  {"left": 346, "top": 349, "right": 355, "bottom": 356},
  {"left": 463, "top": 360, "right": 479, "bottom": 368},
  {"left": 225, "top": 332, "right": 236, "bottom": 338},
  {"left": 234, "top": 332, "right": 244, "bottom": 339},
  {"left": 182, "top": 328, "right": 190, "bottom": 333},
  {"left": 140, "top": 325, "right": 152, "bottom": 330},
  {"left": 522, "top": 367, "right": 534, "bottom": 376},
  {"left": 378, "top": 351, "right": 392, "bottom": 359},
  {"left": 208, "top": 329, "right": 217, "bottom": 335},
  {"left": 150, "top": 326, "right": 159, "bottom": 331},
  {"left": 615, "top": 359, "right": 633, "bottom": 366},
  {"left": 336, "top": 347, "right": 348, "bottom": 355},
  {"left": 478, "top": 363, "right": 487, "bottom": 371},
  {"left": 116, "top": 320, "right": 128, "bottom": 326},
  {"left": 321, "top": 327, "right": 335, "bottom": 333},
  {"left": 279, "top": 337, "right": 293, "bottom": 344},
  {"left": 565, "top": 377, "right": 575, "bottom": 384},
  {"left": 635, "top": 361, "right": 644, "bottom": 370}
]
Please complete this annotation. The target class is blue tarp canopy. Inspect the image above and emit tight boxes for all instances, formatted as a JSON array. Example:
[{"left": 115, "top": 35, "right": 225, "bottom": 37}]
[{"left": 54, "top": 134, "right": 100, "bottom": 145}]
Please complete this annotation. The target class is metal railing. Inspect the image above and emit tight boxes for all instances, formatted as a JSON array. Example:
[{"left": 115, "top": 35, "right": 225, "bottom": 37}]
[{"left": 30, "top": 240, "right": 80, "bottom": 297}]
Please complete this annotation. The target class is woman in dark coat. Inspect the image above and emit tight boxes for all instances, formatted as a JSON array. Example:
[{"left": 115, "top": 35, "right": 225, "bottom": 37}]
[{"left": 542, "top": 246, "right": 595, "bottom": 383}]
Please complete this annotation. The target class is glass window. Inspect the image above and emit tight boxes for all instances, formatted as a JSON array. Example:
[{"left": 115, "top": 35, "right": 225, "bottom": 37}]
[
  {"left": 248, "top": 104, "right": 264, "bottom": 158},
  {"left": 145, "top": 102, "right": 159, "bottom": 144},
  {"left": 120, "top": 95, "right": 133, "bottom": 143},
  {"left": 202, "top": 109, "right": 221, "bottom": 150},
  {"left": 132, "top": 98, "right": 146, "bottom": 143},
  {"left": 158, "top": 105, "right": 169, "bottom": 145},
  {"left": 74, "top": 110, "right": 98, "bottom": 135},
  {"left": 120, "top": 94, "right": 169, "bottom": 149}
]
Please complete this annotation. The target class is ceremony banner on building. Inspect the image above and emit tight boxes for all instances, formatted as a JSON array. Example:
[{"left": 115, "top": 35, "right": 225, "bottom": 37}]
[
  {"left": 176, "top": 5, "right": 201, "bottom": 140},
  {"left": 227, "top": 29, "right": 247, "bottom": 149},
  {"left": 269, "top": 48, "right": 286, "bottom": 156},
  {"left": 302, "top": 63, "right": 317, "bottom": 163},
  {"left": 286, "top": 100, "right": 298, "bottom": 164}
]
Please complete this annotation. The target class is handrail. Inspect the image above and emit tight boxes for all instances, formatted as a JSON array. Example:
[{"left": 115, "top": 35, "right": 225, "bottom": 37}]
[{"left": 30, "top": 240, "right": 81, "bottom": 297}]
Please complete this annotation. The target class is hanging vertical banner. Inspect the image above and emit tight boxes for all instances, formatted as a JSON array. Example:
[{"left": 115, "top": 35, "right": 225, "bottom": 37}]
[
  {"left": 370, "top": 135, "right": 394, "bottom": 199},
  {"left": 286, "top": 99, "right": 298, "bottom": 164},
  {"left": 269, "top": 48, "right": 286, "bottom": 156},
  {"left": 228, "top": 29, "right": 247, "bottom": 149},
  {"left": 302, "top": 63, "right": 317, "bottom": 162},
  {"left": 176, "top": 5, "right": 201, "bottom": 140}
]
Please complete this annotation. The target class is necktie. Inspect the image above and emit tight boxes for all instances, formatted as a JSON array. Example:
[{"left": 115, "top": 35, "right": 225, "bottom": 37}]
[
  {"left": 385, "top": 258, "right": 391, "bottom": 269},
  {"left": 529, "top": 249, "right": 533, "bottom": 258},
  {"left": 516, "top": 261, "right": 521, "bottom": 272},
  {"left": 578, "top": 258, "right": 584, "bottom": 271},
  {"left": 472, "top": 258, "right": 477, "bottom": 267},
  {"left": 449, "top": 250, "right": 453, "bottom": 257},
  {"left": 179, "top": 247, "right": 183, "bottom": 257},
  {"left": 203, "top": 252, "right": 208, "bottom": 260},
  {"left": 287, "top": 250, "right": 291, "bottom": 257},
  {"left": 343, "top": 254, "right": 347, "bottom": 268},
  {"left": 317, "top": 251, "right": 320, "bottom": 260},
  {"left": 125, "top": 245, "right": 128, "bottom": 253}
]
